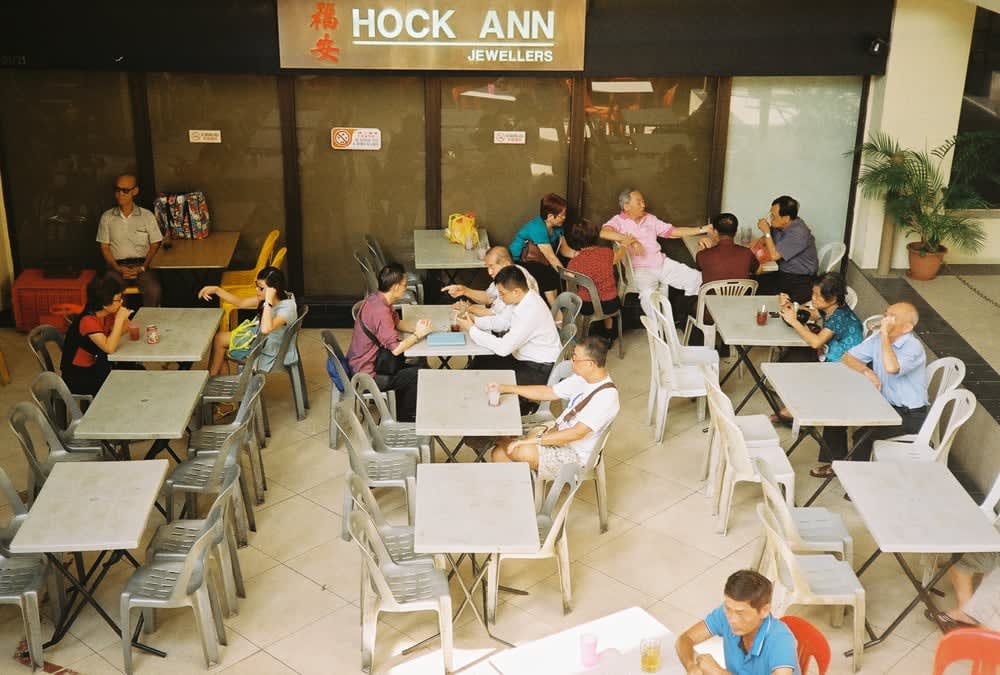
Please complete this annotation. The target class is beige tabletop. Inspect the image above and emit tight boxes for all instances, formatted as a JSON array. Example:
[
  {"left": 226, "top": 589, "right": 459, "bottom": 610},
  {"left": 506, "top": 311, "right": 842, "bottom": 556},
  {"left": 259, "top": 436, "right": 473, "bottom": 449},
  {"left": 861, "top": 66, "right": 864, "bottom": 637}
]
[
  {"left": 109, "top": 307, "right": 222, "bottom": 363},
  {"left": 10, "top": 460, "right": 168, "bottom": 553},
  {"left": 490, "top": 606, "right": 682, "bottom": 675},
  {"left": 705, "top": 295, "right": 808, "bottom": 348},
  {"left": 400, "top": 305, "right": 492, "bottom": 359},
  {"left": 834, "top": 461, "right": 1000, "bottom": 554},
  {"left": 413, "top": 228, "right": 490, "bottom": 270},
  {"left": 762, "top": 362, "right": 901, "bottom": 428},
  {"left": 151, "top": 232, "right": 240, "bottom": 269},
  {"left": 74, "top": 370, "right": 208, "bottom": 440},
  {"left": 413, "top": 463, "right": 539, "bottom": 555},
  {"left": 415, "top": 369, "right": 522, "bottom": 437}
]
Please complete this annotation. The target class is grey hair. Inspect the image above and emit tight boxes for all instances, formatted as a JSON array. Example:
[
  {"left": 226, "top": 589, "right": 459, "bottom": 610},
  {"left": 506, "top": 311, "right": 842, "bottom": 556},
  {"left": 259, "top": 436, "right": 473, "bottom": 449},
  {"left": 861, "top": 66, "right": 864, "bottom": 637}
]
[
  {"left": 904, "top": 302, "right": 920, "bottom": 327},
  {"left": 618, "top": 188, "right": 636, "bottom": 211}
]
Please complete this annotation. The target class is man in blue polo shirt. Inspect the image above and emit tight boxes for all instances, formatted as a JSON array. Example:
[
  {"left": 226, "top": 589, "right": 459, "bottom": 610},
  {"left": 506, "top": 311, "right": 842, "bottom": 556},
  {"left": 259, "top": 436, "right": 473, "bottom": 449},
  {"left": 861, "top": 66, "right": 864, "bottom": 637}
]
[{"left": 675, "top": 570, "right": 799, "bottom": 675}]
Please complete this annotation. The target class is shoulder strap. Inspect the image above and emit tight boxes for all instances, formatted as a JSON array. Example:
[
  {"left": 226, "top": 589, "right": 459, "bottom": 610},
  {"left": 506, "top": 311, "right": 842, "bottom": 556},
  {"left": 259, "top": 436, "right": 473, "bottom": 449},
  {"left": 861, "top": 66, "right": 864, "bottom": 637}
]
[
  {"left": 357, "top": 302, "right": 387, "bottom": 350},
  {"left": 562, "top": 381, "right": 616, "bottom": 425}
]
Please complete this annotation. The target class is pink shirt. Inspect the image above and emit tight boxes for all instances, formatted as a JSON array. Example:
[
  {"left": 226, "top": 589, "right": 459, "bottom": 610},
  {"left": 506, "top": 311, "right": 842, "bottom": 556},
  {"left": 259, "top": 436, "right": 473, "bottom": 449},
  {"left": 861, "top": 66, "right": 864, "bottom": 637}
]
[
  {"left": 602, "top": 212, "right": 673, "bottom": 270},
  {"left": 346, "top": 293, "right": 401, "bottom": 376}
]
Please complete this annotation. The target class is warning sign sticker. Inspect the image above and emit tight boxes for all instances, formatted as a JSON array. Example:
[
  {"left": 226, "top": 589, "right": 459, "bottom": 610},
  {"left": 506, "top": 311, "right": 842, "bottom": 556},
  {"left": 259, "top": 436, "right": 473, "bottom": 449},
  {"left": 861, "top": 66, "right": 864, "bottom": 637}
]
[{"left": 331, "top": 127, "right": 382, "bottom": 151}]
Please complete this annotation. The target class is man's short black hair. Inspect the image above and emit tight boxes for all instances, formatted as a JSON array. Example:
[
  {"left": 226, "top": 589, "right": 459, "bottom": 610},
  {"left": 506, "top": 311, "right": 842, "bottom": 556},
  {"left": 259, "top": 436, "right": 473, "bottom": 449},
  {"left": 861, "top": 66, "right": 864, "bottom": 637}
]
[
  {"left": 577, "top": 336, "right": 610, "bottom": 367},
  {"left": 771, "top": 195, "right": 799, "bottom": 220},
  {"left": 711, "top": 212, "right": 739, "bottom": 238},
  {"left": 494, "top": 265, "right": 528, "bottom": 292},
  {"left": 724, "top": 570, "right": 773, "bottom": 610},
  {"left": 377, "top": 263, "right": 406, "bottom": 292}
]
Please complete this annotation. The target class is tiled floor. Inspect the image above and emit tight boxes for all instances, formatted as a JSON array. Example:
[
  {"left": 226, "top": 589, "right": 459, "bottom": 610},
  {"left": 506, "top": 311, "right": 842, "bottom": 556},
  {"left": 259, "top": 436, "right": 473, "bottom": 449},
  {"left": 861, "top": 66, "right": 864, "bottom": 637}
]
[{"left": 0, "top": 325, "right": 952, "bottom": 674}]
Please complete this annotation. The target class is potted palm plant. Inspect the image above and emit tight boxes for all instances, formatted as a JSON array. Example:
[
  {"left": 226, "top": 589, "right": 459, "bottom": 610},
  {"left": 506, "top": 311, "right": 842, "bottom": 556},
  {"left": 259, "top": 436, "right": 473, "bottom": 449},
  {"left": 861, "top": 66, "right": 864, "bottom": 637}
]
[{"left": 857, "top": 133, "right": 987, "bottom": 280}]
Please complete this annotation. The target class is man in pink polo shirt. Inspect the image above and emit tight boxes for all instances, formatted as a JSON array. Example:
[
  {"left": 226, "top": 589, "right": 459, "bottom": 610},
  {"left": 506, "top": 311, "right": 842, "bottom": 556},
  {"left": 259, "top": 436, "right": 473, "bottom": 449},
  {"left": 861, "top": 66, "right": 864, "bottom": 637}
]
[{"left": 599, "top": 188, "right": 712, "bottom": 319}]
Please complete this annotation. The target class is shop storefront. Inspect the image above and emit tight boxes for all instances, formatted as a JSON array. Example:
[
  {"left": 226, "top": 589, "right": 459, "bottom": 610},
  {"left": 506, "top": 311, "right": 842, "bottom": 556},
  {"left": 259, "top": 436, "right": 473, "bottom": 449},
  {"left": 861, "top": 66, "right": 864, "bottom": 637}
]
[{"left": 0, "top": 0, "right": 892, "bottom": 316}]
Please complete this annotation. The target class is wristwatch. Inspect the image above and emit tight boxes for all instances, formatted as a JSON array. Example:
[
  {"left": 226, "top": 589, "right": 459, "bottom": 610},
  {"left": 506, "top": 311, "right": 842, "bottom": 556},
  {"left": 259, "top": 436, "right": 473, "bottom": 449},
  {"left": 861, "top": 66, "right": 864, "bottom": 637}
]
[
  {"left": 764, "top": 232, "right": 772, "bottom": 238},
  {"left": 535, "top": 429, "right": 545, "bottom": 445}
]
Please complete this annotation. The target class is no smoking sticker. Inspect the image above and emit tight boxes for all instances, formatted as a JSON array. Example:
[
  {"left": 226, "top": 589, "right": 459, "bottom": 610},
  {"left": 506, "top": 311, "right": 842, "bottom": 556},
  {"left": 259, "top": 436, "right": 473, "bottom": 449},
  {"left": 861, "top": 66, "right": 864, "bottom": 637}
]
[{"left": 331, "top": 127, "right": 382, "bottom": 150}]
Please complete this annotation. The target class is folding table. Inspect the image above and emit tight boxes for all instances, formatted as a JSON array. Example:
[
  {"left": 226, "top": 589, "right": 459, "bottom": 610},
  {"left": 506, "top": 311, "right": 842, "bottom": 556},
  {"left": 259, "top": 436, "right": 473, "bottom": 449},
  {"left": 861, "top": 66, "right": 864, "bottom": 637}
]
[
  {"left": 109, "top": 307, "right": 222, "bottom": 369},
  {"left": 10, "top": 460, "right": 169, "bottom": 658},
  {"left": 413, "top": 228, "right": 489, "bottom": 284},
  {"left": 401, "top": 304, "right": 491, "bottom": 368},
  {"left": 834, "top": 461, "right": 1000, "bottom": 655}
]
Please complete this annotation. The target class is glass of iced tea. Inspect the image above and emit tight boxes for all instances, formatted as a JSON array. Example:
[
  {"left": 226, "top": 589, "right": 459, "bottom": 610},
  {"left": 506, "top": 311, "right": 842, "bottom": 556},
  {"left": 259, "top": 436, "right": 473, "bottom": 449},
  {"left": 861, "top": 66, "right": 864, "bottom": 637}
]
[
  {"left": 639, "top": 637, "right": 661, "bottom": 672},
  {"left": 128, "top": 322, "right": 140, "bottom": 341}
]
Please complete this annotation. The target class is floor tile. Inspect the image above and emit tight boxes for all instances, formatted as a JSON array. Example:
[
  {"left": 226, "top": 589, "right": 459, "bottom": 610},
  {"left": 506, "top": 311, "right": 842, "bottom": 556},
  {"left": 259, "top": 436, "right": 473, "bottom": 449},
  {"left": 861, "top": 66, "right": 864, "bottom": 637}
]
[{"left": 248, "top": 495, "right": 341, "bottom": 562}]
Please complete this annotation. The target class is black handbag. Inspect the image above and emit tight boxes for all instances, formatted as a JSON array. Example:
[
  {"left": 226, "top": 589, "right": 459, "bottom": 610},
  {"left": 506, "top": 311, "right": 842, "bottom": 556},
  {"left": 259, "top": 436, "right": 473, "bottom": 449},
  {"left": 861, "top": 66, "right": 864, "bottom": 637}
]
[{"left": 358, "top": 314, "right": 405, "bottom": 377}]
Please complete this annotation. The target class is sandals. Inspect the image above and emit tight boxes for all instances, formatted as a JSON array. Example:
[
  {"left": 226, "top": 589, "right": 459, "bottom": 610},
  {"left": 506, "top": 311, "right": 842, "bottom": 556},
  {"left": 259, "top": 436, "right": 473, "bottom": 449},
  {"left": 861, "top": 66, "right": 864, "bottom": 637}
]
[
  {"left": 924, "top": 609, "right": 978, "bottom": 631},
  {"left": 809, "top": 465, "right": 836, "bottom": 479}
]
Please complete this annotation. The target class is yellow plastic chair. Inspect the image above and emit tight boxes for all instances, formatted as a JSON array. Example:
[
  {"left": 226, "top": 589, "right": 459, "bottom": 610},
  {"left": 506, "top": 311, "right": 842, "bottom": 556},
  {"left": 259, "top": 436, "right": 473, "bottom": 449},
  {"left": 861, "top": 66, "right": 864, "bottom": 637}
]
[
  {"left": 220, "top": 247, "right": 286, "bottom": 331},
  {"left": 220, "top": 229, "right": 279, "bottom": 289}
]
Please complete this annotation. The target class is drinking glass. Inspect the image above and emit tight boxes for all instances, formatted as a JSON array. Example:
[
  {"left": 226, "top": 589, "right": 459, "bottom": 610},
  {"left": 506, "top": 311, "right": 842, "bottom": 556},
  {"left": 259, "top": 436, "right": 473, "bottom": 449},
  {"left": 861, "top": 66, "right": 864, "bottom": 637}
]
[
  {"left": 487, "top": 383, "right": 501, "bottom": 407},
  {"left": 579, "top": 633, "right": 598, "bottom": 667},
  {"left": 128, "top": 322, "right": 140, "bottom": 341},
  {"left": 639, "top": 637, "right": 661, "bottom": 672}
]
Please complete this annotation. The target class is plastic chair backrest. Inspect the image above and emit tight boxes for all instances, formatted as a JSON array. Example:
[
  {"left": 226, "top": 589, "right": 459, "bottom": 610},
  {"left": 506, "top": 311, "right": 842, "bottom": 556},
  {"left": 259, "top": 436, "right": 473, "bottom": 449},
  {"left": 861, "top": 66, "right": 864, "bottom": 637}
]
[
  {"left": 914, "top": 389, "right": 976, "bottom": 462},
  {"left": 711, "top": 389, "right": 756, "bottom": 478},
  {"left": 817, "top": 242, "right": 846, "bottom": 274},
  {"left": 234, "top": 374, "right": 267, "bottom": 427},
  {"left": 537, "top": 463, "right": 583, "bottom": 550},
  {"left": 179, "top": 519, "right": 219, "bottom": 597},
  {"left": 558, "top": 321, "right": 577, "bottom": 351},
  {"left": 0, "top": 465, "right": 29, "bottom": 551},
  {"left": 862, "top": 315, "right": 882, "bottom": 339},
  {"left": 756, "top": 459, "right": 803, "bottom": 547},
  {"left": 650, "top": 292, "right": 685, "bottom": 361},
  {"left": 253, "top": 229, "right": 281, "bottom": 275},
  {"left": 27, "top": 325, "right": 64, "bottom": 373},
  {"left": 559, "top": 268, "right": 611, "bottom": 321},
  {"left": 932, "top": 627, "right": 1000, "bottom": 675},
  {"left": 8, "top": 401, "right": 71, "bottom": 481},
  {"left": 29, "top": 371, "right": 84, "bottom": 442},
  {"left": 780, "top": 616, "right": 831, "bottom": 675},
  {"left": 354, "top": 250, "right": 379, "bottom": 294},
  {"left": 322, "top": 330, "right": 358, "bottom": 401},
  {"left": 980, "top": 469, "right": 1000, "bottom": 521},
  {"left": 266, "top": 304, "right": 308, "bottom": 372},
  {"left": 270, "top": 246, "right": 287, "bottom": 269},
  {"left": 844, "top": 285, "right": 858, "bottom": 311},
  {"left": 926, "top": 357, "right": 966, "bottom": 404},
  {"left": 202, "top": 418, "right": 253, "bottom": 488},
  {"left": 347, "top": 472, "right": 389, "bottom": 528},
  {"left": 552, "top": 291, "right": 583, "bottom": 326},
  {"left": 694, "top": 279, "right": 758, "bottom": 328},
  {"left": 351, "top": 299, "right": 364, "bottom": 321},
  {"left": 365, "top": 235, "right": 388, "bottom": 268},
  {"left": 348, "top": 510, "right": 405, "bottom": 603},
  {"left": 756, "top": 503, "right": 811, "bottom": 599},
  {"left": 536, "top": 361, "right": 575, "bottom": 416},
  {"left": 351, "top": 373, "right": 394, "bottom": 425},
  {"left": 641, "top": 315, "right": 676, "bottom": 383},
  {"left": 615, "top": 246, "right": 637, "bottom": 294},
  {"left": 337, "top": 408, "right": 378, "bottom": 478}
]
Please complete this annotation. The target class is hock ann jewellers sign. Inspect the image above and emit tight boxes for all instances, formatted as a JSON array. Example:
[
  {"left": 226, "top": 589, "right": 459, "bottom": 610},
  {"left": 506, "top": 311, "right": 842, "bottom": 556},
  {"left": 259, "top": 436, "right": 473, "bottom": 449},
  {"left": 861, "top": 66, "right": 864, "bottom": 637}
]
[{"left": 277, "top": 0, "right": 585, "bottom": 71}]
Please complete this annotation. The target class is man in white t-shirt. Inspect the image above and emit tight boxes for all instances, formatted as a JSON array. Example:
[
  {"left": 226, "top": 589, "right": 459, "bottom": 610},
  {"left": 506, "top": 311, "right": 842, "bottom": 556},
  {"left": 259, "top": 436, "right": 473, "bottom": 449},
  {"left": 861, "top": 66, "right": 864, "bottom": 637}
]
[
  {"left": 441, "top": 245, "right": 538, "bottom": 322},
  {"left": 490, "top": 336, "right": 619, "bottom": 479}
]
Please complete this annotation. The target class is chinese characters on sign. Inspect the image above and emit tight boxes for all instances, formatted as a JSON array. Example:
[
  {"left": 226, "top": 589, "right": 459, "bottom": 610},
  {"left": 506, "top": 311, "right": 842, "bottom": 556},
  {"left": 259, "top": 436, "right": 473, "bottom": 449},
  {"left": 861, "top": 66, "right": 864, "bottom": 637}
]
[
  {"left": 331, "top": 127, "right": 382, "bottom": 151},
  {"left": 188, "top": 129, "right": 222, "bottom": 143},
  {"left": 277, "top": 0, "right": 586, "bottom": 71}
]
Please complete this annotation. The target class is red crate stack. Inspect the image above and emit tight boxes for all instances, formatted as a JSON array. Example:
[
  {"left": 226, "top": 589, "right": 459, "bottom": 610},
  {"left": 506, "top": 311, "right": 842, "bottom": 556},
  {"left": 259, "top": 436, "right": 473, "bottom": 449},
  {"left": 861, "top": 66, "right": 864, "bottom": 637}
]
[{"left": 12, "top": 269, "right": 97, "bottom": 332}]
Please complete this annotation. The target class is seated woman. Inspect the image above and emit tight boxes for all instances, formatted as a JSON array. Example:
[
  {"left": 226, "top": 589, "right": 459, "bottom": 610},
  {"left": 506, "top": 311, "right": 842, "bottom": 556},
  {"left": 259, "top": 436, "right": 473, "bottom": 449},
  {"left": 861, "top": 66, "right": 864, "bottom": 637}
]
[
  {"left": 61, "top": 275, "right": 132, "bottom": 395},
  {"left": 509, "top": 193, "right": 578, "bottom": 305},
  {"left": 771, "top": 272, "right": 864, "bottom": 477},
  {"left": 566, "top": 219, "right": 627, "bottom": 340},
  {"left": 198, "top": 266, "right": 298, "bottom": 377}
]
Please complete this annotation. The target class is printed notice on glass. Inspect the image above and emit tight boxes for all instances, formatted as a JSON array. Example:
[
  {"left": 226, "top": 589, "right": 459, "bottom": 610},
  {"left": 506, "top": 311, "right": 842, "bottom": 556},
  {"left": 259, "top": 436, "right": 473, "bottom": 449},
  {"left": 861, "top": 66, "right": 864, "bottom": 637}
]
[
  {"left": 189, "top": 130, "right": 222, "bottom": 144},
  {"left": 493, "top": 130, "right": 526, "bottom": 145},
  {"left": 331, "top": 127, "right": 382, "bottom": 151}
]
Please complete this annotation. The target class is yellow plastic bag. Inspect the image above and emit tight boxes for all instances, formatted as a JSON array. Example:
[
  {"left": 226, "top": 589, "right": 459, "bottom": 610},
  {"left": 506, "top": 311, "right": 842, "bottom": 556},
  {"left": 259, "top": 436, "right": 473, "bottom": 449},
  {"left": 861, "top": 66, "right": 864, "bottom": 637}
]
[{"left": 445, "top": 212, "right": 479, "bottom": 246}]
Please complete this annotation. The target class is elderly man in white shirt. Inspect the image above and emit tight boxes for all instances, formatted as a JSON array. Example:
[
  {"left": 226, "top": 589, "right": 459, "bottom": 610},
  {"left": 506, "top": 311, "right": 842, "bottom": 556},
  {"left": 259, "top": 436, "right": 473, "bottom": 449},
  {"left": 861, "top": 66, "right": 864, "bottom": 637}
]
[
  {"left": 457, "top": 265, "right": 560, "bottom": 412},
  {"left": 490, "top": 336, "right": 619, "bottom": 480},
  {"left": 441, "top": 245, "right": 539, "bottom": 321}
]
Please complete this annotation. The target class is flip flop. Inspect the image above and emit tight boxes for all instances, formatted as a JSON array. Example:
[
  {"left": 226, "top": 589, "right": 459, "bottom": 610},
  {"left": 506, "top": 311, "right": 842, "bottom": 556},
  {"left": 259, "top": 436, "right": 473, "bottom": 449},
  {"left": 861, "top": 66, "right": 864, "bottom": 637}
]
[
  {"left": 809, "top": 465, "right": 835, "bottom": 479},
  {"left": 923, "top": 609, "right": 978, "bottom": 630}
]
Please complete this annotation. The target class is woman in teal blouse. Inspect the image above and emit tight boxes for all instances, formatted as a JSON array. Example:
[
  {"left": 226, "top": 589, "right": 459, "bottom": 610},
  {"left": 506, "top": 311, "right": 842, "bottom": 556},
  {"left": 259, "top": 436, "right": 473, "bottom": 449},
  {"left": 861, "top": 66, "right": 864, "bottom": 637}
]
[{"left": 509, "top": 193, "right": 578, "bottom": 304}]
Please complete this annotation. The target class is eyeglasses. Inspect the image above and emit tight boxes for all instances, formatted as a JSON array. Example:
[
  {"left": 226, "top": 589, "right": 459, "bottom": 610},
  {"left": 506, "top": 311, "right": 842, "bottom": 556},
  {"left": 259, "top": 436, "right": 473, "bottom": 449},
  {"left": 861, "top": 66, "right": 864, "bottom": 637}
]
[
  {"left": 571, "top": 355, "right": 594, "bottom": 364},
  {"left": 114, "top": 186, "right": 135, "bottom": 193}
]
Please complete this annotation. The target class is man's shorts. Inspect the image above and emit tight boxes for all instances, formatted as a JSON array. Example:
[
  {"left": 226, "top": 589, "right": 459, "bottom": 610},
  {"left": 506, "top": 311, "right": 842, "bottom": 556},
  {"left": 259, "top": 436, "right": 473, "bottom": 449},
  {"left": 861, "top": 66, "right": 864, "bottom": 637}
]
[{"left": 537, "top": 445, "right": 581, "bottom": 480}]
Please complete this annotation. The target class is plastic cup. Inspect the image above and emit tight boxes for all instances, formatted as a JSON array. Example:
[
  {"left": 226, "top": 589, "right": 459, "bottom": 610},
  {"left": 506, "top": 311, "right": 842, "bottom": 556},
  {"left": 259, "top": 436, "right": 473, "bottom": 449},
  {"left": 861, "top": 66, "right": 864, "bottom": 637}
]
[
  {"left": 450, "top": 310, "right": 460, "bottom": 332},
  {"left": 580, "top": 633, "right": 598, "bottom": 668},
  {"left": 755, "top": 309, "right": 768, "bottom": 326},
  {"left": 128, "top": 322, "right": 140, "bottom": 341},
  {"left": 639, "top": 637, "right": 661, "bottom": 672},
  {"left": 487, "top": 383, "right": 501, "bottom": 407}
]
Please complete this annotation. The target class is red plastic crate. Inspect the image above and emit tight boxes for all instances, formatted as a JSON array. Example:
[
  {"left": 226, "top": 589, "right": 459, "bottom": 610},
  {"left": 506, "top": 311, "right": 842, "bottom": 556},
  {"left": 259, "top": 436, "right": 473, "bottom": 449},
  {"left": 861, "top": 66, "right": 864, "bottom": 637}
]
[{"left": 12, "top": 269, "right": 96, "bottom": 332}]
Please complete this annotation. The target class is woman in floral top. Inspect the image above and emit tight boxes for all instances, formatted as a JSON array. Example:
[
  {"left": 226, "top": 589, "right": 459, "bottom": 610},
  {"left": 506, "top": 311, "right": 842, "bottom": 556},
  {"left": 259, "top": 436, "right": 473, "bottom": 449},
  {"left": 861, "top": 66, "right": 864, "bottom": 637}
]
[{"left": 771, "top": 272, "right": 864, "bottom": 476}]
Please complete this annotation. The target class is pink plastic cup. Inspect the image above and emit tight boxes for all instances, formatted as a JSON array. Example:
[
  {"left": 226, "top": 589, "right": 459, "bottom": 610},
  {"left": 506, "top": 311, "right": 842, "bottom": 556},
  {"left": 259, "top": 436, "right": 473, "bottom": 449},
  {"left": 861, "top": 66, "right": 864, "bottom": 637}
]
[
  {"left": 487, "top": 383, "right": 501, "bottom": 407},
  {"left": 580, "top": 633, "right": 599, "bottom": 667}
]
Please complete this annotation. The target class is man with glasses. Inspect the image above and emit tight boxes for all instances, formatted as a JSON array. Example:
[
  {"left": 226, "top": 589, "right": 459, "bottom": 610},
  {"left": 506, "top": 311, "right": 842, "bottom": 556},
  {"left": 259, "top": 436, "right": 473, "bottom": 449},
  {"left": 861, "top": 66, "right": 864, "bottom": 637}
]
[
  {"left": 489, "top": 336, "right": 618, "bottom": 480},
  {"left": 96, "top": 173, "right": 162, "bottom": 306},
  {"left": 750, "top": 195, "right": 818, "bottom": 304}
]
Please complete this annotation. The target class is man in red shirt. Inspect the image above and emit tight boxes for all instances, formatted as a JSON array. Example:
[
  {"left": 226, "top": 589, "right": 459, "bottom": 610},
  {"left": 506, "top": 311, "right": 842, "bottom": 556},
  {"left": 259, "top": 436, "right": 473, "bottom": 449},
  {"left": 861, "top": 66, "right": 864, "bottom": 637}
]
[{"left": 696, "top": 212, "right": 758, "bottom": 284}]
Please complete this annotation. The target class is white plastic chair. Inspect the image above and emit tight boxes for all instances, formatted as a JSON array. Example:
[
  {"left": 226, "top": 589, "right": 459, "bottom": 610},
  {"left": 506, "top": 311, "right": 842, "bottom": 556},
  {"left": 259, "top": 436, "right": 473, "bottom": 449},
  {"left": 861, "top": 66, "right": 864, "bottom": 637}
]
[
  {"left": 347, "top": 473, "right": 440, "bottom": 567},
  {"left": 9, "top": 401, "right": 103, "bottom": 498},
  {"left": 844, "top": 285, "right": 858, "bottom": 311},
  {"left": 682, "top": 279, "right": 758, "bottom": 348},
  {"left": 862, "top": 315, "right": 882, "bottom": 339},
  {"left": 352, "top": 373, "right": 431, "bottom": 463},
  {"left": 557, "top": 322, "right": 578, "bottom": 363},
  {"left": 336, "top": 407, "right": 416, "bottom": 541},
  {"left": 552, "top": 291, "right": 583, "bottom": 327},
  {"left": 757, "top": 503, "right": 866, "bottom": 672},
  {"left": 614, "top": 244, "right": 639, "bottom": 297},
  {"left": 365, "top": 234, "right": 424, "bottom": 303},
  {"left": 871, "top": 389, "right": 976, "bottom": 464},
  {"left": 926, "top": 357, "right": 966, "bottom": 404},
  {"left": 349, "top": 510, "right": 453, "bottom": 674},
  {"left": 559, "top": 267, "right": 625, "bottom": 358},
  {"left": 29, "top": 371, "right": 104, "bottom": 454},
  {"left": 706, "top": 383, "right": 795, "bottom": 536},
  {"left": 533, "top": 422, "right": 614, "bottom": 534},
  {"left": 755, "top": 459, "right": 853, "bottom": 565},
  {"left": 321, "top": 330, "right": 396, "bottom": 448},
  {"left": 27, "top": 324, "right": 64, "bottom": 374},
  {"left": 817, "top": 242, "right": 846, "bottom": 274},
  {"left": 640, "top": 316, "right": 712, "bottom": 443},
  {"left": 650, "top": 292, "right": 720, "bottom": 369},
  {"left": 487, "top": 463, "right": 582, "bottom": 622},
  {"left": 521, "top": 360, "right": 575, "bottom": 429}
]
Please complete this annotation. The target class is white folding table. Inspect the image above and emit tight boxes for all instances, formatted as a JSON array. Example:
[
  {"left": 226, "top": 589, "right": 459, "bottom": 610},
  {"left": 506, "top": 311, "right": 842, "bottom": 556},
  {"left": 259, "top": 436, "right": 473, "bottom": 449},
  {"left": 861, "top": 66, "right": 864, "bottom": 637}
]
[
  {"left": 408, "top": 463, "right": 539, "bottom": 652},
  {"left": 705, "top": 295, "right": 806, "bottom": 413},
  {"left": 413, "top": 228, "right": 489, "bottom": 284},
  {"left": 400, "top": 304, "right": 491, "bottom": 368},
  {"left": 109, "top": 307, "right": 222, "bottom": 369},
  {"left": 763, "top": 363, "right": 901, "bottom": 505},
  {"left": 74, "top": 370, "right": 209, "bottom": 462},
  {"left": 834, "top": 461, "right": 1000, "bottom": 655},
  {"left": 415, "top": 369, "right": 522, "bottom": 462},
  {"left": 10, "top": 460, "right": 169, "bottom": 657}
]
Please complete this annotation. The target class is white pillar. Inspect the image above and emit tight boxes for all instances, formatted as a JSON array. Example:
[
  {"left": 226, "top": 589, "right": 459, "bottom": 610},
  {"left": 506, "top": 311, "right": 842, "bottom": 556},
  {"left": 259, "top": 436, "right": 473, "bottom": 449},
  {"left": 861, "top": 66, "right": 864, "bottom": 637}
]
[{"left": 850, "top": 0, "right": 976, "bottom": 270}]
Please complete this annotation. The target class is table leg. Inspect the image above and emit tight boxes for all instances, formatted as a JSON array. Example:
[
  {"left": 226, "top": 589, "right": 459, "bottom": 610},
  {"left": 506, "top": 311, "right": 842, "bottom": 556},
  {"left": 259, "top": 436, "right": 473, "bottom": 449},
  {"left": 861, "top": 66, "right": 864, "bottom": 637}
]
[
  {"left": 401, "top": 552, "right": 516, "bottom": 655},
  {"left": 41, "top": 551, "right": 166, "bottom": 658},
  {"left": 845, "top": 552, "right": 962, "bottom": 656},
  {"left": 731, "top": 347, "right": 782, "bottom": 415},
  {"left": 144, "top": 439, "right": 183, "bottom": 463},
  {"left": 433, "top": 436, "right": 464, "bottom": 462},
  {"left": 802, "top": 428, "right": 875, "bottom": 507}
]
